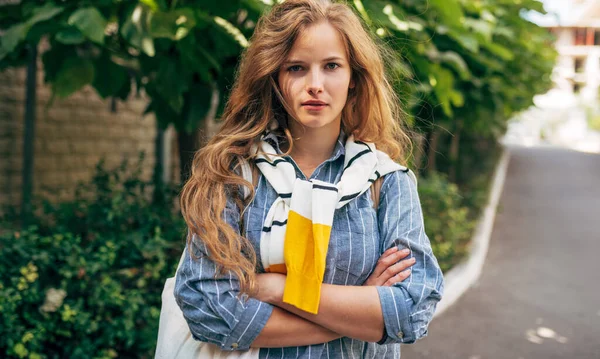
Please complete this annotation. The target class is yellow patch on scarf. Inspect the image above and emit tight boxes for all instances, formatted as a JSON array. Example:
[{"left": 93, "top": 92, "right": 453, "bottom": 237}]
[{"left": 282, "top": 210, "right": 332, "bottom": 314}]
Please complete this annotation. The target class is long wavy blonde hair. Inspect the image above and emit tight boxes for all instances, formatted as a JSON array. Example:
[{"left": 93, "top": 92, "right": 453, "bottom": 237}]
[{"left": 180, "top": 0, "right": 411, "bottom": 294}]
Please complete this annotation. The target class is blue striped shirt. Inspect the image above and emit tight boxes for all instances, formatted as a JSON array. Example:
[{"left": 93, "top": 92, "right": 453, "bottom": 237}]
[{"left": 174, "top": 133, "right": 444, "bottom": 358}]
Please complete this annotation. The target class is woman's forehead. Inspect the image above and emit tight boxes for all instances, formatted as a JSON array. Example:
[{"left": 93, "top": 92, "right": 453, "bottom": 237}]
[{"left": 286, "top": 22, "right": 349, "bottom": 61}]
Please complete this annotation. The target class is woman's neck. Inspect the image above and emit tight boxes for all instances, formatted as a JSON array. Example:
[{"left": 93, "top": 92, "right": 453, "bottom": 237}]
[{"left": 282, "top": 125, "right": 341, "bottom": 178}]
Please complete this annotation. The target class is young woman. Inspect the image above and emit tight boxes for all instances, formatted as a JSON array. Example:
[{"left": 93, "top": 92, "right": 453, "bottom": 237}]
[{"left": 175, "top": 0, "right": 444, "bottom": 357}]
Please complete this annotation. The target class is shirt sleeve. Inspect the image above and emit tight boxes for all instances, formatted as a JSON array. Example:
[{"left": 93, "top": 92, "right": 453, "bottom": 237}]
[
  {"left": 174, "top": 196, "right": 273, "bottom": 351},
  {"left": 375, "top": 169, "right": 444, "bottom": 344}
]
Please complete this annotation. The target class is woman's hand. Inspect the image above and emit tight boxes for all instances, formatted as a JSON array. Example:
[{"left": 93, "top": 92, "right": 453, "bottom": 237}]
[
  {"left": 363, "top": 247, "right": 415, "bottom": 287},
  {"left": 254, "top": 273, "right": 287, "bottom": 304}
]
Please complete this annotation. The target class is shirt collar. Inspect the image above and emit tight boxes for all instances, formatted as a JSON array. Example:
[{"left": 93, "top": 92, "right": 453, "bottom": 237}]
[{"left": 328, "top": 130, "right": 346, "bottom": 163}]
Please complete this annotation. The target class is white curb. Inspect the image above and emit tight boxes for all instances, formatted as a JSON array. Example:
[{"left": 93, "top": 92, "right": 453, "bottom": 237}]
[{"left": 433, "top": 148, "right": 511, "bottom": 317}]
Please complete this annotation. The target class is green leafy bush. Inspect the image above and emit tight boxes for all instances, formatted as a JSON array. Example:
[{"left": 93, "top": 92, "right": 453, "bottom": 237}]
[
  {"left": 419, "top": 172, "right": 475, "bottom": 273},
  {"left": 0, "top": 159, "right": 186, "bottom": 359},
  {"left": 455, "top": 136, "right": 503, "bottom": 217}
]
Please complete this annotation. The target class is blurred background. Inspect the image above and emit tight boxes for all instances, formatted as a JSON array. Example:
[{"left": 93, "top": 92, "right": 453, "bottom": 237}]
[
  {"left": 508, "top": 0, "right": 600, "bottom": 152},
  {"left": 0, "top": 0, "right": 598, "bottom": 358}
]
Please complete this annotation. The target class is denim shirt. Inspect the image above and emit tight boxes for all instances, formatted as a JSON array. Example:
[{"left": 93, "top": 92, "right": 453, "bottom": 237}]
[{"left": 174, "top": 132, "right": 444, "bottom": 358}]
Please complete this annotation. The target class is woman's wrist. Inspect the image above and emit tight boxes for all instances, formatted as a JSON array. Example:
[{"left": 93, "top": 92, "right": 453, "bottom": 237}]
[{"left": 254, "top": 273, "right": 286, "bottom": 304}]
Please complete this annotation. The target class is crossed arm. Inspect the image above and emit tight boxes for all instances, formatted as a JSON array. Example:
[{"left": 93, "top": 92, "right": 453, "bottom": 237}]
[
  {"left": 253, "top": 170, "right": 444, "bottom": 347},
  {"left": 252, "top": 246, "right": 413, "bottom": 347},
  {"left": 252, "top": 280, "right": 386, "bottom": 346}
]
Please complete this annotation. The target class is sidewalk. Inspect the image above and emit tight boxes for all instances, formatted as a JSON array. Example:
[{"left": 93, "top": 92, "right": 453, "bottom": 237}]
[{"left": 403, "top": 145, "right": 600, "bottom": 359}]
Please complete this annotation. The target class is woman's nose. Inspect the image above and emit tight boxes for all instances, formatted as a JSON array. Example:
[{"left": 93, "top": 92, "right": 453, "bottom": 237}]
[{"left": 306, "top": 69, "right": 323, "bottom": 94}]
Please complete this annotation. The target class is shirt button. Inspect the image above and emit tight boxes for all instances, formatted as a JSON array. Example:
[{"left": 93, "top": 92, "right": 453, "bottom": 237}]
[
  {"left": 397, "top": 331, "right": 404, "bottom": 339},
  {"left": 231, "top": 343, "right": 239, "bottom": 349}
]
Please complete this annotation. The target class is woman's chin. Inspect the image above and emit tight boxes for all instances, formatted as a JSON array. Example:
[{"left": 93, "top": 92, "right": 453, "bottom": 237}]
[{"left": 295, "top": 115, "right": 340, "bottom": 130}]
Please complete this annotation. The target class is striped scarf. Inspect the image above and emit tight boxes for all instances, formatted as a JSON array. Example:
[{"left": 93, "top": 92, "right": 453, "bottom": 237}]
[{"left": 251, "top": 133, "right": 405, "bottom": 314}]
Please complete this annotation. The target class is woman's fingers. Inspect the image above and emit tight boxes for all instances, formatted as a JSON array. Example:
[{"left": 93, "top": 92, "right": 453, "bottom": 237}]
[
  {"left": 363, "top": 247, "right": 414, "bottom": 286},
  {"left": 381, "top": 257, "right": 415, "bottom": 281},
  {"left": 371, "top": 247, "right": 411, "bottom": 278},
  {"left": 384, "top": 269, "right": 412, "bottom": 286},
  {"left": 381, "top": 257, "right": 416, "bottom": 285}
]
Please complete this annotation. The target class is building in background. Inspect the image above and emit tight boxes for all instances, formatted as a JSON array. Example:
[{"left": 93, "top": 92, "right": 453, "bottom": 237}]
[
  {"left": 504, "top": 0, "right": 600, "bottom": 153},
  {"left": 541, "top": 0, "right": 600, "bottom": 105}
]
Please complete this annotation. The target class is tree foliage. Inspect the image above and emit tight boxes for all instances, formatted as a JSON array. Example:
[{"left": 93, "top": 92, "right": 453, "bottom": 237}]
[
  {"left": 0, "top": 0, "right": 555, "bottom": 179},
  {"left": 355, "top": 0, "right": 556, "bottom": 177},
  {"left": 0, "top": 0, "right": 267, "bottom": 135}
]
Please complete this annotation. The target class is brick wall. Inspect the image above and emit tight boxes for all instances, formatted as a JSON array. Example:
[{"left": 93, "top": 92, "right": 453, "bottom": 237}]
[{"left": 0, "top": 61, "right": 159, "bottom": 209}]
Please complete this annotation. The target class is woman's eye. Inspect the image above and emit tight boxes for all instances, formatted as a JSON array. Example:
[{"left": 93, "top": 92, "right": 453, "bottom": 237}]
[
  {"left": 288, "top": 65, "right": 303, "bottom": 72},
  {"left": 326, "top": 63, "right": 340, "bottom": 70}
]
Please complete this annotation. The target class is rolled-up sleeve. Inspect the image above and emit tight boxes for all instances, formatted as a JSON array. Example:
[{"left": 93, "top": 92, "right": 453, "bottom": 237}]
[
  {"left": 174, "top": 199, "right": 273, "bottom": 351},
  {"left": 375, "top": 169, "right": 444, "bottom": 344}
]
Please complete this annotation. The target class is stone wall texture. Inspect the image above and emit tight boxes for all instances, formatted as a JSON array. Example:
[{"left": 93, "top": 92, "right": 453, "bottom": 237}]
[{"left": 0, "top": 62, "right": 158, "bottom": 209}]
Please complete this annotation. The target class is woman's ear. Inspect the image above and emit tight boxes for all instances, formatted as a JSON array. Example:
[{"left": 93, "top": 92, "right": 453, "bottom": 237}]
[{"left": 349, "top": 78, "right": 355, "bottom": 89}]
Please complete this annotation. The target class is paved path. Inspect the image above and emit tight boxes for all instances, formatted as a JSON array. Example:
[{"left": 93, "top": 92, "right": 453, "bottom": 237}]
[{"left": 401, "top": 145, "right": 600, "bottom": 359}]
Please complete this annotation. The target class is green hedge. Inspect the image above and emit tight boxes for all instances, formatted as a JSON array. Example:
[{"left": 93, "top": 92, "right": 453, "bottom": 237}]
[
  {"left": 419, "top": 172, "right": 475, "bottom": 273},
  {"left": 0, "top": 159, "right": 186, "bottom": 359}
]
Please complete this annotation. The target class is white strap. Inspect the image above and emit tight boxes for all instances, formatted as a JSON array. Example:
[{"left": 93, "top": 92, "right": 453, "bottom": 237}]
[
  {"left": 239, "top": 160, "right": 253, "bottom": 200},
  {"left": 175, "top": 249, "right": 187, "bottom": 272}
]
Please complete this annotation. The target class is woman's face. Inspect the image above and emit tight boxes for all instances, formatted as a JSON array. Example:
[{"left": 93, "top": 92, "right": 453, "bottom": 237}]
[{"left": 277, "top": 21, "right": 353, "bottom": 134}]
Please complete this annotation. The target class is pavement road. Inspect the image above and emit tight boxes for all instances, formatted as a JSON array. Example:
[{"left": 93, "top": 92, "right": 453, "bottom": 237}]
[{"left": 401, "top": 145, "right": 600, "bottom": 359}]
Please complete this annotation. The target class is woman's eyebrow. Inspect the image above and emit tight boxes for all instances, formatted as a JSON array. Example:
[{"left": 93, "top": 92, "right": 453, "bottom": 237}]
[
  {"left": 322, "top": 56, "right": 345, "bottom": 62},
  {"left": 283, "top": 56, "right": 346, "bottom": 65},
  {"left": 282, "top": 59, "right": 306, "bottom": 65}
]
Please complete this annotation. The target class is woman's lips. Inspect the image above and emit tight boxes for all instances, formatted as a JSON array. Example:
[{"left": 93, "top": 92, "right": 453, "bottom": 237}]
[{"left": 302, "top": 103, "right": 327, "bottom": 111}]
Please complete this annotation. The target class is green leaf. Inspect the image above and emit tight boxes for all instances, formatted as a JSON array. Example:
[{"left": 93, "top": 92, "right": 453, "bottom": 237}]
[
  {"left": 428, "top": 64, "right": 457, "bottom": 117},
  {"left": 140, "top": 0, "right": 160, "bottom": 11},
  {"left": 27, "top": 3, "right": 64, "bottom": 25},
  {"left": 41, "top": 44, "right": 77, "bottom": 83},
  {"left": 68, "top": 8, "right": 107, "bottom": 44},
  {"left": 463, "top": 18, "right": 493, "bottom": 42},
  {"left": 0, "top": 3, "right": 64, "bottom": 55},
  {"left": 363, "top": 1, "right": 424, "bottom": 34},
  {"left": 494, "top": 26, "right": 515, "bottom": 40},
  {"left": 191, "top": 0, "right": 241, "bottom": 17},
  {"left": 240, "top": 0, "right": 270, "bottom": 15},
  {"left": 13, "top": 343, "right": 28, "bottom": 358},
  {"left": 0, "top": 23, "right": 28, "bottom": 55},
  {"left": 178, "top": 34, "right": 219, "bottom": 82},
  {"left": 213, "top": 16, "right": 248, "bottom": 48},
  {"left": 149, "top": 8, "right": 196, "bottom": 40},
  {"left": 523, "top": 0, "right": 546, "bottom": 13},
  {"left": 121, "top": 6, "right": 155, "bottom": 57},
  {"left": 447, "top": 29, "right": 479, "bottom": 53},
  {"left": 450, "top": 90, "right": 464, "bottom": 107},
  {"left": 429, "top": 0, "right": 464, "bottom": 29},
  {"left": 52, "top": 57, "right": 95, "bottom": 98},
  {"left": 154, "top": 60, "right": 188, "bottom": 113},
  {"left": 483, "top": 42, "right": 514, "bottom": 61},
  {"left": 55, "top": 28, "right": 85, "bottom": 45},
  {"left": 92, "top": 55, "right": 130, "bottom": 99},
  {"left": 25, "top": 20, "right": 62, "bottom": 44},
  {"left": 184, "top": 84, "right": 213, "bottom": 133},
  {"left": 437, "top": 51, "right": 471, "bottom": 80}
]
